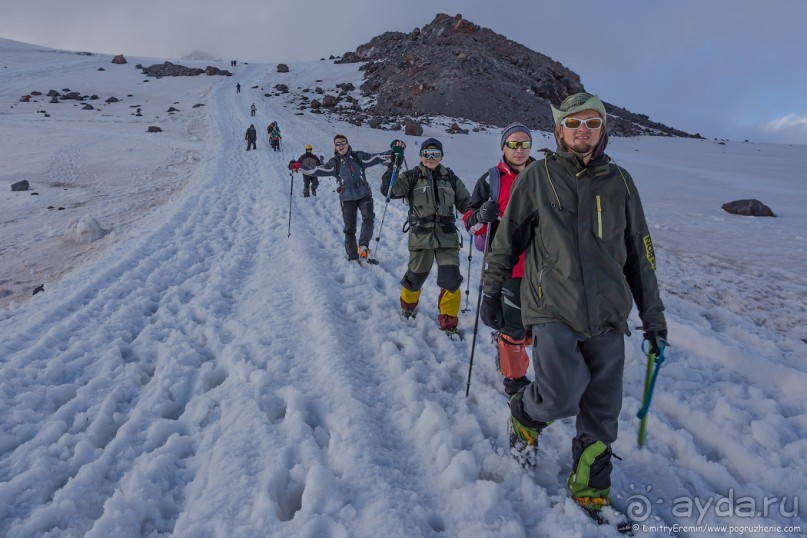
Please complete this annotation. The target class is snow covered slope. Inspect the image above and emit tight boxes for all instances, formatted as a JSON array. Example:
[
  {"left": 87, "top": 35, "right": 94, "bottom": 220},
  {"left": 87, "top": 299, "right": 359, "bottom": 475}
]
[{"left": 1, "top": 38, "right": 805, "bottom": 537}]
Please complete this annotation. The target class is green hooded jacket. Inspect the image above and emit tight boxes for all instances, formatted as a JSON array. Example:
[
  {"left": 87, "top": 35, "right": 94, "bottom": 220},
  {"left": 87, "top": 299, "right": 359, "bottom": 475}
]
[
  {"left": 483, "top": 150, "right": 665, "bottom": 337},
  {"left": 382, "top": 163, "right": 471, "bottom": 250}
]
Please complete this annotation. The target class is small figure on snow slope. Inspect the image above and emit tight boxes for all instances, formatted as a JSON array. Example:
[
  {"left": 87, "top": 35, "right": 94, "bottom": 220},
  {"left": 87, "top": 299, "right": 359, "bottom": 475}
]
[
  {"left": 381, "top": 138, "right": 471, "bottom": 334},
  {"left": 298, "top": 144, "right": 322, "bottom": 197},
  {"left": 245, "top": 124, "right": 257, "bottom": 151},
  {"left": 480, "top": 93, "right": 667, "bottom": 518},
  {"left": 268, "top": 124, "right": 282, "bottom": 152},
  {"left": 463, "top": 122, "right": 536, "bottom": 395}
]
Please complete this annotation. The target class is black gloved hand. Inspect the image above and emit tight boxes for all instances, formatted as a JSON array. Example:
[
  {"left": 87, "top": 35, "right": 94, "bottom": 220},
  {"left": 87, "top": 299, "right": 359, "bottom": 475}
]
[
  {"left": 644, "top": 328, "right": 668, "bottom": 355},
  {"left": 480, "top": 291, "right": 504, "bottom": 330},
  {"left": 476, "top": 200, "right": 500, "bottom": 224}
]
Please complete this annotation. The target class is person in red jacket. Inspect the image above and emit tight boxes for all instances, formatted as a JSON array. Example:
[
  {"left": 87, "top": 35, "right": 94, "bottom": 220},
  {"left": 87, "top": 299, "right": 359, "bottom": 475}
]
[{"left": 463, "top": 122, "right": 535, "bottom": 395}]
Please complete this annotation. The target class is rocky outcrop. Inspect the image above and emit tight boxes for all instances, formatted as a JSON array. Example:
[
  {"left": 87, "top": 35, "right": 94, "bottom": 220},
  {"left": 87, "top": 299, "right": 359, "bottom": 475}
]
[
  {"left": 141, "top": 62, "right": 231, "bottom": 77},
  {"left": 336, "top": 13, "right": 698, "bottom": 137},
  {"left": 111, "top": 54, "right": 127, "bottom": 64}
]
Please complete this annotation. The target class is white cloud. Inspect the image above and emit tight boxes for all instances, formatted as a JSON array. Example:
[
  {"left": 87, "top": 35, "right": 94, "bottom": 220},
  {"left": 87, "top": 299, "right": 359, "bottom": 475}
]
[{"left": 763, "top": 113, "right": 807, "bottom": 132}]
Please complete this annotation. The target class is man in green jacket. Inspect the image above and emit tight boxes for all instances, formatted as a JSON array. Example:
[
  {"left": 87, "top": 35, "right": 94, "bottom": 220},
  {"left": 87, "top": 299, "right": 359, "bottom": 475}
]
[
  {"left": 480, "top": 93, "right": 667, "bottom": 515},
  {"left": 381, "top": 138, "right": 471, "bottom": 334}
]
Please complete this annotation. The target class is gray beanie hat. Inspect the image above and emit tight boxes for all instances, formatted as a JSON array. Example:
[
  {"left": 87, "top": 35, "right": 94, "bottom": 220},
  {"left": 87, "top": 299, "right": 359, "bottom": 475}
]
[
  {"left": 500, "top": 122, "right": 532, "bottom": 148},
  {"left": 550, "top": 92, "right": 607, "bottom": 126}
]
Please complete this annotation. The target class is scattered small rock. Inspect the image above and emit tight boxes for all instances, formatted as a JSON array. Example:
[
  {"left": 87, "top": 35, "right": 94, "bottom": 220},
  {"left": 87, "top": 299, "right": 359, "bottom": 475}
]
[
  {"left": 11, "top": 180, "right": 29, "bottom": 191},
  {"left": 112, "top": 54, "right": 127, "bottom": 64},
  {"left": 277, "top": 64, "right": 289, "bottom": 73},
  {"left": 721, "top": 199, "right": 775, "bottom": 217},
  {"left": 147, "top": 126, "right": 162, "bottom": 133},
  {"left": 446, "top": 122, "right": 469, "bottom": 135},
  {"left": 32, "top": 284, "right": 44, "bottom": 296},
  {"left": 405, "top": 121, "right": 423, "bottom": 136}
]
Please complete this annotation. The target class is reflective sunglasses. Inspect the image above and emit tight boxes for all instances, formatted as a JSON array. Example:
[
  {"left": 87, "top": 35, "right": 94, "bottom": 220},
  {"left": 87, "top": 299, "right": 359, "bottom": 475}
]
[
  {"left": 420, "top": 148, "right": 443, "bottom": 160},
  {"left": 504, "top": 140, "right": 532, "bottom": 150},
  {"left": 560, "top": 117, "right": 604, "bottom": 130},
  {"left": 334, "top": 140, "right": 348, "bottom": 147}
]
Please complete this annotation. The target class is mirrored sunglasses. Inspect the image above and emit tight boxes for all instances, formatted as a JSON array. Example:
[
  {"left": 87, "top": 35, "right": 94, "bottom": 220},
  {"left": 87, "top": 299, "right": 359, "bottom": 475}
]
[
  {"left": 420, "top": 149, "right": 443, "bottom": 160},
  {"left": 334, "top": 140, "right": 348, "bottom": 147},
  {"left": 505, "top": 140, "right": 532, "bottom": 150},
  {"left": 560, "top": 117, "right": 603, "bottom": 130}
]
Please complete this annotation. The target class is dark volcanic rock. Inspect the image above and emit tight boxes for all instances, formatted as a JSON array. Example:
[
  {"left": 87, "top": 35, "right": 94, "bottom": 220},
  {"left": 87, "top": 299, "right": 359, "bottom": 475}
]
[
  {"left": 721, "top": 199, "right": 775, "bottom": 217},
  {"left": 336, "top": 13, "right": 697, "bottom": 137},
  {"left": 140, "top": 62, "right": 229, "bottom": 77},
  {"left": 11, "top": 180, "right": 29, "bottom": 191}
]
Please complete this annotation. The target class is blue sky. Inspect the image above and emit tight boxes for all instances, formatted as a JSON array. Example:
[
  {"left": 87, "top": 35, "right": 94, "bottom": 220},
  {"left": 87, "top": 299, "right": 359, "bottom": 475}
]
[{"left": 3, "top": 0, "right": 806, "bottom": 144}]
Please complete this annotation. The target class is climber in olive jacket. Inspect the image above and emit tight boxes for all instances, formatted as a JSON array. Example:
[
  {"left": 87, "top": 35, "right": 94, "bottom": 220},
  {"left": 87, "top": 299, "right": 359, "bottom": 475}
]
[
  {"left": 381, "top": 138, "right": 471, "bottom": 332},
  {"left": 482, "top": 92, "right": 667, "bottom": 515}
]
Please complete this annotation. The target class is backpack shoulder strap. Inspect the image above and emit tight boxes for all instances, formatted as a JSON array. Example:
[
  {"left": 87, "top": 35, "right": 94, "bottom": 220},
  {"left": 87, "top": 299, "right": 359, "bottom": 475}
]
[{"left": 447, "top": 167, "right": 459, "bottom": 190}]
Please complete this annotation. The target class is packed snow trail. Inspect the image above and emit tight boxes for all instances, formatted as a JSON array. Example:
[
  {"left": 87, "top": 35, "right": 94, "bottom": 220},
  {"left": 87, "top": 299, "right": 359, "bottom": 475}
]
[{"left": 0, "top": 63, "right": 539, "bottom": 537}]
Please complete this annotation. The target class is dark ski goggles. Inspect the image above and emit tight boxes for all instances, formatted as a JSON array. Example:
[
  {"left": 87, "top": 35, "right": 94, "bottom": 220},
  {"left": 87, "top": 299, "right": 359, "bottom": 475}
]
[{"left": 420, "top": 148, "right": 443, "bottom": 160}]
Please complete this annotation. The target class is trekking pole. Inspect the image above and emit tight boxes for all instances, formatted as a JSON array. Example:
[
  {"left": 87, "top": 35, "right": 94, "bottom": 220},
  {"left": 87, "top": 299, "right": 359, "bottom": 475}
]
[
  {"left": 373, "top": 144, "right": 406, "bottom": 260},
  {"left": 460, "top": 235, "right": 474, "bottom": 313},
  {"left": 287, "top": 170, "right": 294, "bottom": 238},
  {"left": 287, "top": 161, "right": 299, "bottom": 238},
  {"left": 637, "top": 340, "right": 667, "bottom": 447},
  {"left": 373, "top": 156, "right": 399, "bottom": 258},
  {"left": 465, "top": 224, "right": 492, "bottom": 397}
]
